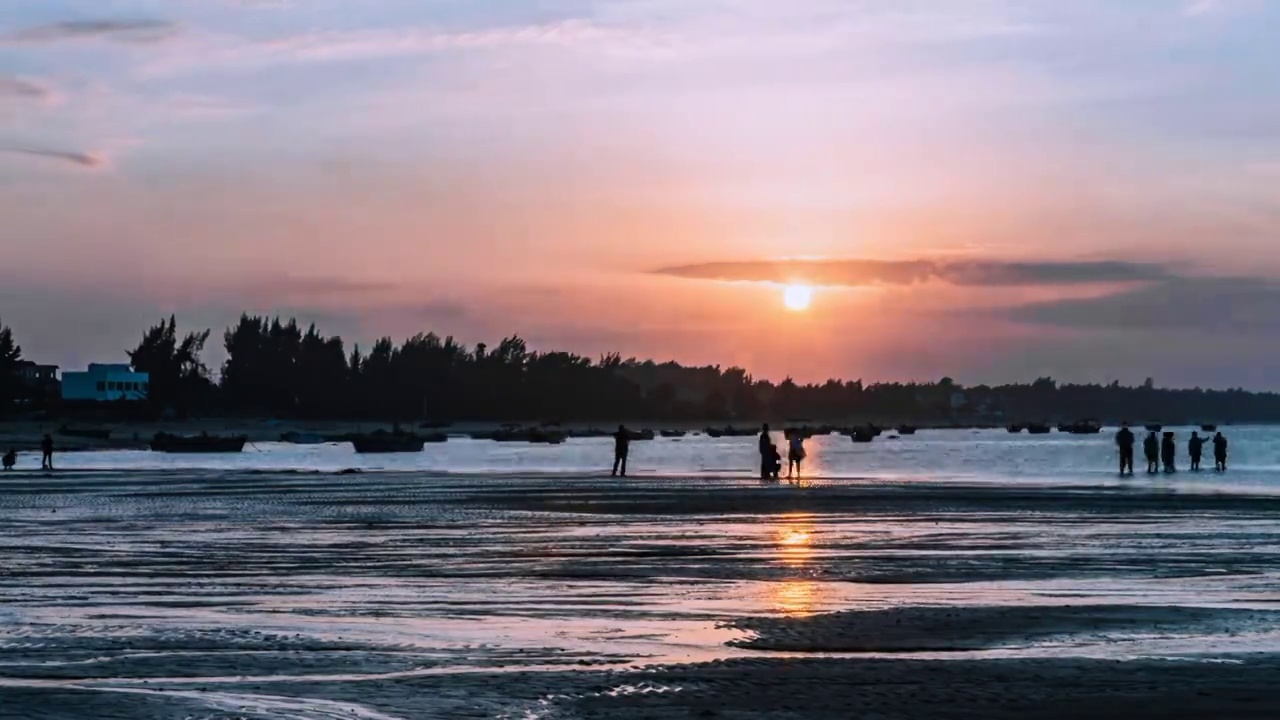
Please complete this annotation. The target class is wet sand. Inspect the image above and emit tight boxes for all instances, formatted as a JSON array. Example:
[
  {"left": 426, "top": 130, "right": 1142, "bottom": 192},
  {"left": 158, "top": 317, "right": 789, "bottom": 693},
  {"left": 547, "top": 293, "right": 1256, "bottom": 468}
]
[{"left": 3, "top": 470, "right": 1280, "bottom": 718}]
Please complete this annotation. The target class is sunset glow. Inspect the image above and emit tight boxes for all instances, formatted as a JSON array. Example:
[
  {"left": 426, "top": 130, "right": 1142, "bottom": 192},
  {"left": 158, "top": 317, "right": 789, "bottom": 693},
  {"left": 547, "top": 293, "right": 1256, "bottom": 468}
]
[
  {"left": 2, "top": 1, "right": 1279, "bottom": 387},
  {"left": 783, "top": 285, "right": 813, "bottom": 312}
]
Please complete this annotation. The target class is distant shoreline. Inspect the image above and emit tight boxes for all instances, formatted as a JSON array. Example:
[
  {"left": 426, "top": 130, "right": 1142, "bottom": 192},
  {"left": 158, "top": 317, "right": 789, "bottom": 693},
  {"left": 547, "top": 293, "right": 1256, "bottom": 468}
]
[{"left": 0, "top": 417, "right": 1257, "bottom": 453}]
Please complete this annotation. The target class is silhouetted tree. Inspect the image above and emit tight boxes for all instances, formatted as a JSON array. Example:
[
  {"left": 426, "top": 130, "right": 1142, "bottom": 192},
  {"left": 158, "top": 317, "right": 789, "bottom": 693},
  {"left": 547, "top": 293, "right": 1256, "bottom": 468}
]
[
  {"left": 128, "top": 316, "right": 215, "bottom": 413},
  {"left": 0, "top": 319, "right": 22, "bottom": 410},
  {"left": 98, "top": 313, "right": 1280, "bottom": 425}
]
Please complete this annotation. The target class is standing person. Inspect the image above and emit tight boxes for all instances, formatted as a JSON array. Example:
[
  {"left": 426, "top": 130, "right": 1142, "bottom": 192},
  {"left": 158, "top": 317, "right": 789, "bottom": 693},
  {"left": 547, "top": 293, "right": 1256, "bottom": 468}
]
[
  {"left": 1213, "top": 432, "right": 1229, "bottom": 471},
  {"left": 787, "top": 430, "right": 806, "bottom": 481},
  {"left": 1188, "top": 431, "right": 1205, "bottom": 471},
  {"left": 758, "top": 424, "right": 774, "bottom": 480},
  {"left": 1160, "top": 432, "right": 1176, "bottom": 473},
  {"left": 40, "top": 434, "right": 54, "bottom": 471},
  {"left": 2, "top": 449, "right": 14, "bottom": 470},
  {"left": 611, "top": 425, "right": 630, "bottom": 477},
  {"left": 1115, "top": 422, "right": 1135, "bottom": 476},
  {"left": 1144, "top": 431, "right": 1160, "bottom": 474}
]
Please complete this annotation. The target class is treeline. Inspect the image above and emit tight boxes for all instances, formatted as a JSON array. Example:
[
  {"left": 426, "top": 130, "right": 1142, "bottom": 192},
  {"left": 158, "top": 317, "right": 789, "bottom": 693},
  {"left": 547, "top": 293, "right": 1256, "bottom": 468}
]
[{"left": 4, "top": 314, "right": 1280, "bottom": 424}]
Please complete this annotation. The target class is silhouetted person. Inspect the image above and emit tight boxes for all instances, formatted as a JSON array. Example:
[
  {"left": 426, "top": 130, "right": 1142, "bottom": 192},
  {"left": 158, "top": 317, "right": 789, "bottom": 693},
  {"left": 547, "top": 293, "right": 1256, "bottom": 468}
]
[
  {"left": 1161, "top": 432, "right": 1176, "bottom": 473},
  {"left": 1115, "top": 422, "right": 1135, "bottom": 475},
  {"left": 787, "top": 430, "right": 806, "bottom": 481},
  {"left": 611, "top": 425, "right": 630, "bottom": 477},
  {"left": 1188, "top": 431, "right": 1205, "bottom": 471},
  {"left": 2, "top": 449, "right": 14, "bottom": 470},
  {"left": 41, "top": 434, "right": 54, "bottom": 470},
  {"left": 1213, "top": 432, "right": 1229, "bottom": 471},
  {"left": 1144, "top": 431, "right": 1159, "bottom": 474},
  {"left": 758, "top": 424, "right": 774, "bottom": 480},
  {"left": 769, "top": 443, "right": 783, "bottom": 481}
]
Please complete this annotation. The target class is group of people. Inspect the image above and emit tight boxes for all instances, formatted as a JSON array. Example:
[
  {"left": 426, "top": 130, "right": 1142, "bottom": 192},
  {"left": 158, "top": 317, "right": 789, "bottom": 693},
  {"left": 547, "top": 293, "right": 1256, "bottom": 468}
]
[
  {"left": 1, "top": 434, "right": 55, "bottom": 471},
  {"left": 611, "top": 423, "right": 810, "bottom": 481},
  {"left": 1115, "top": 423, "right": 1228, "bottom": 476},
  {"left": 758, "top": 424, "right": 806, "bottom": 481}
]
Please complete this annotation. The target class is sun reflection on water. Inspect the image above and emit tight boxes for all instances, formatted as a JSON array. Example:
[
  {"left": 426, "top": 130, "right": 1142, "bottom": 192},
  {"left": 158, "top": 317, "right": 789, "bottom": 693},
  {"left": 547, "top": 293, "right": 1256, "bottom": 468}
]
[
  {"left": 774, "top": 513, "right": 816, "bottom": 567},
  {"left": 772, "top": 579, "right": 823, "bottom": 616},
  {"left": 770, "top": 514, "right": 827, "bottom": 615}
]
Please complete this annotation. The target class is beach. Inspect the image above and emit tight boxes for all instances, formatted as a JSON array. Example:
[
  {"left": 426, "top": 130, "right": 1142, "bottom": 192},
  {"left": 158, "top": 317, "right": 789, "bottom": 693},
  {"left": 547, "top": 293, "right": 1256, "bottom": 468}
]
[{"left": 3, "top": 445, "right": 1280, "bottom": 718}]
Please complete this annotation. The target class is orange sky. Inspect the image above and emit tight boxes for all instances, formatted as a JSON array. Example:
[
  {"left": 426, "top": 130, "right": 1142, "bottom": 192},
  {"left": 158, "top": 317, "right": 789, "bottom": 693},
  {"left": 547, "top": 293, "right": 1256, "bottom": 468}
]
[{"left": 3, "top": 1, "right": 1280, "bottom": 387}]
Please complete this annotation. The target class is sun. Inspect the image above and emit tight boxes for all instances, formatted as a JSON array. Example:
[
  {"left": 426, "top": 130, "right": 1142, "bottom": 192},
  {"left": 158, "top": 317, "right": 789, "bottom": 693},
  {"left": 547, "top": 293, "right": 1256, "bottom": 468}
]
[{"left": 783, "top": 284, "right": 813, "bottom": 311}]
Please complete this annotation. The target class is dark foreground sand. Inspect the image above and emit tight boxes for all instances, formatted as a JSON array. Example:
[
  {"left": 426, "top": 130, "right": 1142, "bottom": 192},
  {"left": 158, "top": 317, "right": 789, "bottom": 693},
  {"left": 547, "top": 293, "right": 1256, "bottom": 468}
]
[
  {"left": 6, "top": 656, "right": 1280, "bottom": 719},
  {"left": 5, "top": 470, "right": 1280, "bottom": 718}
]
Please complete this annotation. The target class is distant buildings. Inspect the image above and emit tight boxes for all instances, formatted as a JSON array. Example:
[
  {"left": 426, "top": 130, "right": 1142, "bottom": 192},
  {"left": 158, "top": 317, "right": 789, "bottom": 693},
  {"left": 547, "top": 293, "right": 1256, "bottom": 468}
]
[
  {"left": 61, "top": 364, "right": 150, "bottom": 402},
  {"left": 12, "top": 360, "right": 60, "bottom": 402}
]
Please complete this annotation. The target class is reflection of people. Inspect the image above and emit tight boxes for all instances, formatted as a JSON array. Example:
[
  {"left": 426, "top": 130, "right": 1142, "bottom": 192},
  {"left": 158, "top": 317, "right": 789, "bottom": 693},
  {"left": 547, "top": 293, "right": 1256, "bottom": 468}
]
[
  {"left": 1144, "top": 432, "right": 1159, "bottom": 474},
  {"left": 1115, "top": 422, "right": 1135, "bottom": 475},
  {"left": 2, "top": 449, "right": 14, "bottom": 470},
  {"left": 787, "top": 430, "right": 806, "bottom": 480},
  {"left": 1161, "top": 432, "right": 1176, "bottom": 473},
  {"left": 1188, "top": 432, "right": 1205, "bottom": 471},
  {"left": 758, "top": 424, "right": 774, "bottom": 480},
  {"left": 1213, "top": 432, "right": 1229, "bottom": 471},
  {"left": 41, "top": 434, "right": 54, "bottom": 470},
  {"left": 611, "top": 425, "right": 630, "bottom": 477}
]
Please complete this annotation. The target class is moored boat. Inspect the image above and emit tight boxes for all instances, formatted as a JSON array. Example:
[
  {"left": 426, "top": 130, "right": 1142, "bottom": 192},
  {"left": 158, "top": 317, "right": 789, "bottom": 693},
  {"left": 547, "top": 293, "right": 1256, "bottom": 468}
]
[
  {"left": 350, "top": 431, "right": 428, "bottom": 453},
  {"left": 659, "top": 429, "right": 686, "bottom": 438},
  {"left": 1026, "top": 423, "right": 1052, "bottom": 435},
  {"left": 279, "top": 431, "right": 325, "bottom": 445},
  {"left": 896, "top": 425, "right": 917, "bottom": 435},
  {"left": 1007, "top": 424, "right": 1025, "bottom": 434},
  {"left": 1063, "top": 419, "right": 1103, "bottom": 435},
  {"left": 151, "top": 432, "right": 247, "bottom": 453}
]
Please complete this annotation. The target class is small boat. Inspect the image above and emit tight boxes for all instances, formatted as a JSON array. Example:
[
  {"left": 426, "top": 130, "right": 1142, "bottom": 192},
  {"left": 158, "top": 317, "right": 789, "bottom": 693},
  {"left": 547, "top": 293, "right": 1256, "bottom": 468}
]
[
  {"left": 279, "top": 431, "right": 325, "bottom": 445},
  {"left": 59, "top": 425, "right": 112, "bottom": 440},
  {"left": 704, "top": 427, "right": 724, "bottom": 438},
  {"left": 351, "top": 431, "right": 428, "bottom": 453},
  {"left": 1007, "top": 424, "right": 1025, "bottom": 434},
  {"left": 571, "top": 428, "right": 613, "bottom": 439},
  {"left": 896, "top": 425, "right": 917, "bottom": 436},
  {"left": 1026, "top": 423, "right": 1052, "bottom": 435},
  {"left": 1200, "top": 424, "right": 1218, "bottom": 432},
  {"left": 841, "top": 424, "right": 883, "bottom": 439},
  {"left": 1062, "top": 419, "right": 1103, "bottom": 435},
  {"left": 659, "top": 429, "right": 686, "bottom": 438},
  {"left": 629, "top": 429, "right": 656, "bottom": 441},
  {"left": 1145, "top": 424, "right": 1163, "bottom": 432},
  {"left": 527, "top": 429, "right": 566, "bottom": 444},
  {"left": 151, "top": 432, "right": 247, "bottom": 453},
  {"left": 850, "top": 431, "right": 876, "bottom": 443}
]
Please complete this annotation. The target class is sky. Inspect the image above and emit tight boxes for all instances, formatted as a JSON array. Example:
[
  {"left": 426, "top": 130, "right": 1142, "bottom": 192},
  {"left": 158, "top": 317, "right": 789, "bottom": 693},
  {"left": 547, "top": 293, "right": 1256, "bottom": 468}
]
[{"left": 2, "top": 0, "right": 1279, "bottom": 388}]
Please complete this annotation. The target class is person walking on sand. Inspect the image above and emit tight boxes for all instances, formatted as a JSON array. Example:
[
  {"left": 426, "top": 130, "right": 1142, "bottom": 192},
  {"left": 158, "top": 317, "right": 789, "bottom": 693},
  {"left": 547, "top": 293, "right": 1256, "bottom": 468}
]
[
  {"left": 1161, "top": 432, "right": 1176, "bottom": 473},
  {"left": 40, "top": 434, "right": 54, "bottom": 470},
  {"left": 758, "top": 424, "right": 774, "bottom": 480},
  {"left": 786, "top": 429, "right": 806, "bottom": 481},
  {"left": 1188, "top": 431, "right": 1205, "bottom": 471},
  {"left": 611, "top": 425, "right": 630, "bottom": 477},
  {"left": 1213, "top": 431, "right": 1229, "bottom": 471},
  {"left": 1144, "top": 431, "right": 1160, "bottom": 474},
  {"left": 1115, "top": 422, "right": 1135, "bottom": 476}
]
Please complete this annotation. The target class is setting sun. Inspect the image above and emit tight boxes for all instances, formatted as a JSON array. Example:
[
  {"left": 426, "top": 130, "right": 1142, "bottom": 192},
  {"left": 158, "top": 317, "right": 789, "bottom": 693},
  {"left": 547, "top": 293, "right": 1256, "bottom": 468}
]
[{"left": 783, "top": 284, "right": 813, "bottom": 311}]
